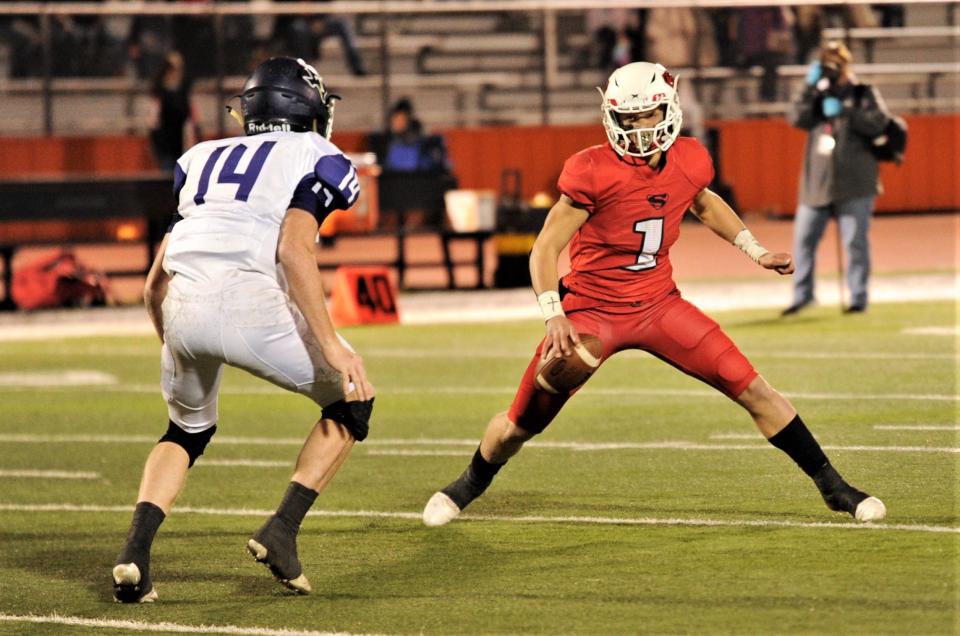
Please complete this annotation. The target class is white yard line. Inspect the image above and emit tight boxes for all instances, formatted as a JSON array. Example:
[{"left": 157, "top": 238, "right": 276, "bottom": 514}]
[
  {"left": 0, "top": 370, "right": 117, "bottom": 387},
  {"left": 0, "top": 614, "right": 358, "bottom": 636},
  {"left": 754, "top": 351, "right": 958, "bottom": 360},
  {"left": 0, "top": 502, "right": 955, "bottom": 535},
  {"left": 1, "top": 433, "right": 957, "bottom": 454},
  {"left": 710, "top": 433, "right": 763, "bottom": 440},
  {"left": 0, "top": 434, "right": 159, "bottom": 444},
  {"left": 564, "top": 442, "right": 960, "bottom": 454},
  {"left": 902, "top": 326, "right": 959, "bottom": 336},
  {"left": 874, "top": 425, "right": 960, "bottom": 431},
  {"left": 0, "top": 469, "right": 99, "bottom": 479},
  {"left": 196, "top": 459, "right": 290, "bottom": 468},
  {"left": 2, "top": 382, "right": 956, "bottom": 402},
  {"left": 34, "top": 344, "right": 958, "bottom": 362},
  {"left": 365, "top": 449, "right": 473, "bottom": 457}
]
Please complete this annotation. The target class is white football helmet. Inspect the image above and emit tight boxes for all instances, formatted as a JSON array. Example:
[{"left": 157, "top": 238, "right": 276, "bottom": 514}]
[{"left": 599, "top": 62, "right": 683, "bottom": 158}]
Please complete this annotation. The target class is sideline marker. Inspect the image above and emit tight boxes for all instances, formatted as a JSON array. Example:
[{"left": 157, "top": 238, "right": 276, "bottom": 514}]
[{"left": 329, "top": 266, "right": 400, "bottom": 326}]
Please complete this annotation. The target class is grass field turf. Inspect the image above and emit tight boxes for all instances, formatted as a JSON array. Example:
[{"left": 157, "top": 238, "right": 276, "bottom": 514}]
[{"left": 0, "top": 300, "right": 956, "bottom": 635}]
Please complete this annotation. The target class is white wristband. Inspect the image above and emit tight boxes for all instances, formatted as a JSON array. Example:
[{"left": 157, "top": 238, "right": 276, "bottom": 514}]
[
  {"left": 733, "top": 229, "right": 770, "bottom": 265},
  {"left": 537, "top": 290, "right": 565, "bottom": 322}
]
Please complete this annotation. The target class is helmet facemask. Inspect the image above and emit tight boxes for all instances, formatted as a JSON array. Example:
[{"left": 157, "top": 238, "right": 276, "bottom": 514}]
[{"left": 296, "top": 58, "right": 340, "bottom": 139}]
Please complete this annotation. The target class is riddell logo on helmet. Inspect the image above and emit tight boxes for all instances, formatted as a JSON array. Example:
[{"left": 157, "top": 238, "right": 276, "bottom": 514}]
[
  {"left": 248, "top": 122, "right": 291, "bottom": 133},
  {"left": 651, "top": 93, "right": 666, "bottom": 102}
]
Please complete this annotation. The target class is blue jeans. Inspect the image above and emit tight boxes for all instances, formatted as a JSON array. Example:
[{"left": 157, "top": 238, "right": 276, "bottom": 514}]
[{"left": 791, "top": 196, "right": 875, "bottom": 307}]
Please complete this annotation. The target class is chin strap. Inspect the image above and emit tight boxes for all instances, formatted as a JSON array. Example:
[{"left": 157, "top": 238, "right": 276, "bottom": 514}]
[{"left": 225, "top": 104, "right": 244, "bottom": 129}]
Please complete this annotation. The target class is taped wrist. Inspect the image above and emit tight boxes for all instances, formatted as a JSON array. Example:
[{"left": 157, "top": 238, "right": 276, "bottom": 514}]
[
  {"left": 537, "top": 290, "right": 564, "bottom": 322},
  {"left": 733, "top": 229, "right": 770, "bottom": 264}
]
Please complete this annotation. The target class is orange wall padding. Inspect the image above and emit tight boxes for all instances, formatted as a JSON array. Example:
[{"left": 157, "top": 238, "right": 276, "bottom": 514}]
[
  {"left": 714, "top": 115, "right": 959, "bottom": 214},
  {"left": 1, "top": 115, "right": 956, "bottom": 216},
  {"left": 0, "top": 136, "right": 155, "bottom": 176}
]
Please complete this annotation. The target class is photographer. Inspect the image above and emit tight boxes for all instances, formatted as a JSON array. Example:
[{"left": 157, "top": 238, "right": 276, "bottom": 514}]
[{"left": 783, "top": 41, "right": 890, "bottom": 315}]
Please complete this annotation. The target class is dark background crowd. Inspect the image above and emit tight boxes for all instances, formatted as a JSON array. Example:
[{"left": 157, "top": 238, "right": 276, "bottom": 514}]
[
  {"left": 0, "top": 0, "right": 367, "bottom": 81},
  {"left": 0, "top": 2, "right": 907, "bottom": 84}
]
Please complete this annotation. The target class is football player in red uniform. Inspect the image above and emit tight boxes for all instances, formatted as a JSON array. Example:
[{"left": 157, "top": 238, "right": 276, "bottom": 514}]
[{"left": 423, "top": 62, "right": 885, "bottom": 526}]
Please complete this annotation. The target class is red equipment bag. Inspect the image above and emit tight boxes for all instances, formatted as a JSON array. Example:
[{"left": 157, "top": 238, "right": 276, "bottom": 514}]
[{"left": 11, "top": 250, "right": 110, "bottom": 310}]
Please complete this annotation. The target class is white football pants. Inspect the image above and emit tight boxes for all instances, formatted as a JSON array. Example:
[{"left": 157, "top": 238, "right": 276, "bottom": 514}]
[{"left": 160, "top": 273, "right": 350, "bottom": 433}]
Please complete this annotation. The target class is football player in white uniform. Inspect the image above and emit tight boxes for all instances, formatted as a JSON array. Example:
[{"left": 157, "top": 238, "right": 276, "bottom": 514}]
[{"left": 112, "top": 57, "right": 374, "bottom": 602}]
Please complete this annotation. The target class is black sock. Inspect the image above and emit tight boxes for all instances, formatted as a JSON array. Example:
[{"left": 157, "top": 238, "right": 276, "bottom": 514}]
[
  {"left": 274, "top": 481, "right": 318, "bottom": 534},
  {"left": 116, "top": 501, "right": 165, "bottom": 566},
  {"left": 441, "top": 448, "right": 506, "bottom": 509},
  {"left": 767, "top": 414, "right": 829, "bottom": 478},
  {"left": 469, "top": 448, "right": 506, "bottom": 482}
]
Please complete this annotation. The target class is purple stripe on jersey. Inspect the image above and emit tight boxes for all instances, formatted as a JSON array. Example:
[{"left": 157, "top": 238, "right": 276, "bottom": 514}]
[
  {"left": 169, "top": 162, "right": 187, "bottom": 232},
  {"left": 314, "top": 154, "right": 358, "bottom": 209},
  {"left": 194, "top": 145, "right": 228, "bottom": 205},
  {"left": 173, "top": 162, "right": 187, "bottom": 198},
  {"left": 289, "top": 174, "right": 322, "bottom": 219}
]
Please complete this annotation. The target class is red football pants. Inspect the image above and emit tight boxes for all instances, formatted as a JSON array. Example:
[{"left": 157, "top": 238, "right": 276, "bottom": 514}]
[{"left": 507, "top": 290, "right": 758, "bottom": 433}]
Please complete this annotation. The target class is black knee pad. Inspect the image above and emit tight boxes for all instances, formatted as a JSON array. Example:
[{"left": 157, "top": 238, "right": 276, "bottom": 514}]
[
  {"left": 322, "top": 398, "right": 374, "bottom": 442},
  {"left": 158, "top": 421, "right": 216, "bottom": 467}
]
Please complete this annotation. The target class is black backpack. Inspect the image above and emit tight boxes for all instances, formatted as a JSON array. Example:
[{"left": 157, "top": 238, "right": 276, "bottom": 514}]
[{"left": 854, "top": 84, "right": 908, "bottom": 164}]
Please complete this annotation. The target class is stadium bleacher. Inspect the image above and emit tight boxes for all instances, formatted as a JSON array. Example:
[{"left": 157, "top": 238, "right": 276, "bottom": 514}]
[{"left": 0, "top": 3, "right": 956, "bottom": 133}]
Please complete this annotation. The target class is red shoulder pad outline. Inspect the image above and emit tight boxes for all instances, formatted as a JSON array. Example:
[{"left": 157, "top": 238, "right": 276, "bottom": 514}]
[{"left": 557, "top": 149, "right": 598, "bottom": 212}]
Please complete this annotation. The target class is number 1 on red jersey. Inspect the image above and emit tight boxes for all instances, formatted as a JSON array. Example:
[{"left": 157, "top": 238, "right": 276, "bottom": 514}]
[{"left": 624, "top": 218, "right": 664, "bottom": 272}]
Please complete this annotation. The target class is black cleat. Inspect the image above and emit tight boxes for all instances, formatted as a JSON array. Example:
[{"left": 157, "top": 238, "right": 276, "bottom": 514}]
[
  {"left": 781, "top": 300, "right": 813, "bottom": 317},
  {"left": 843, "top": 304, "right": 867, "bottom": 314},
  {"left": 813, "top": 464, "right": 886, "bottom": 522},
  {"left": 112, "top": 562, "right": 158, "bottom": 603},
  {"left": 247, "top": 516, "right": 312, "bottom": 594}
]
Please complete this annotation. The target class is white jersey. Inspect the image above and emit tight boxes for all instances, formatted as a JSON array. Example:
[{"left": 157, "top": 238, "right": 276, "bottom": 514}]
[{"left": 163, "top": 130, "right": 359, "bottom": 284}]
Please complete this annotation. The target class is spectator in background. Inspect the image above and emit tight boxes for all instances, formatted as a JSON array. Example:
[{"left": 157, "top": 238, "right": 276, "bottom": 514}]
[
  {"left": 783, "top": 42, "right": 891, "bottom": 316},
  {"left": 586, "top": 9, "right": 645, "bottom": 70},
  {"left": 273, "top": 0, "right": 366, "bottom": 76},
  {"left": 645, "top": 7, "right": 718, "bottom": 70},
  {"left": 366, "top": 98, "right": 454, "bottom": 229},
  {"left": 148, "top": 52, "right": 200, "bottom": 171},
  {"left": 642, "top": 9, "right": 712, "bottom": 147},
  {"left": 793, "top": 6, "right": 824, "bottom": 64},
  {"left": 171, "top": 1, "right": 217, "bottom": 78},
  {"left": 367, "top": 98, "right": 450, "bottom": 175},
  {"left": 6, "top": 13, "right": 42, "bottom": 77},
  {"left": 735, "top": 7, "right": 795, "bottom": 102},
  {"left": 708, "top": 9, "right": 738, "bottom": 67},
  {"left": 128, "top": 15, "right": 174, "bottom": 79},
  {"left": 874, "top": 4, "right": 905, "bottom": 27}
]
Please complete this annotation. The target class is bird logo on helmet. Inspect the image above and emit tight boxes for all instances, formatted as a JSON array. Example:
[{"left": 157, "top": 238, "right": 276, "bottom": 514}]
[
  {"left": 228, "top": 57, "right": 340, "bottom": 139},
  {"left": 598, "top": 62, "right": 683, "bottom": 158}
]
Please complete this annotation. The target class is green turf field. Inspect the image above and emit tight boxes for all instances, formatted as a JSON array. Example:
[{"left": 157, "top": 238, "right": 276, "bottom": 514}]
[{"left": 0, "top": 300, "right": 956, "bottom": 635}]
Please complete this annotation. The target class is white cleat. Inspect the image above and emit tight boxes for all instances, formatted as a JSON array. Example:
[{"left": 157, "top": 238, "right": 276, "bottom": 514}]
[
  {"left": 112, "top": 563, "right": 158, "bottom": 603},
  {"left": 855, "top": 496, "right": 887, "bottom": 522},
  {"left": 423, "top": 492, "right": 461, "bottom": 527}
]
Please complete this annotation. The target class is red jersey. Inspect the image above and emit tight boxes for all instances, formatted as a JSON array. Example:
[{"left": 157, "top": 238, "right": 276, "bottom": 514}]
[{"left": 557, "top": 137, "right": 714, "bottom": 304}]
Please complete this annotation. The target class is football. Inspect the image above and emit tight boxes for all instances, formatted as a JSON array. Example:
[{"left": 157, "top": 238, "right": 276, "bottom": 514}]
[{"left": 535, "top": 334, "right": 603, "bottom": 394}]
